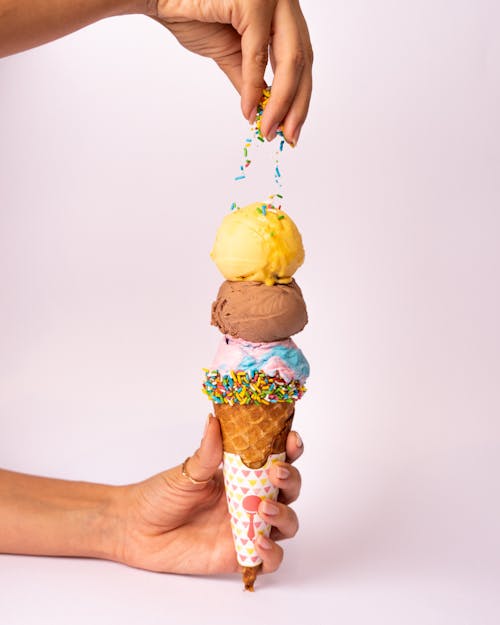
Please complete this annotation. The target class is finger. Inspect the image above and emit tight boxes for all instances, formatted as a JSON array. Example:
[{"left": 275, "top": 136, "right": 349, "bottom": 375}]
[
  {"left": 254, "top": 535, "right": 284, "bottom": 573},
  {"left": 238, "top": 1, "right": 276, "bottom": 120},
  {"left": 184, "top": 415, "right": 223, "bottom": 484},
  {"left": 216, "top": 51, "right": 243, "bottom": 94},
  {"left": 269, "top": 461, "right": 301, "bottom": 504},
  {"left": 286, "top": 430, "right": 304, "bottom": 463},
  {"left": 259, "top": 8, "right": 303, "bottom": 139},
  {"left": 280, "top": 63, "right": 312, "bottom": 146},
  {"left": 258, "top": 499, "right": 299, "bottom": 541},
  {"left": 264, "top": 0, "right": 313, "bottom": 144}
]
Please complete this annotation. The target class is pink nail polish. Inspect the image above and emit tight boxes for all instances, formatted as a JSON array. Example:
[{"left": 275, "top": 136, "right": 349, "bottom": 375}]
[
  {"left": 295, "top": 432, "right": 303, "bottom": 448},
  {"left": 262, "top": 500, "right": 279, "bottom": 516},
  {"left": 276, "top": 466, "right": 290, "bottom": 480},
  {"left": 257, "top": 535, "right": 272, "bottom": 550}
]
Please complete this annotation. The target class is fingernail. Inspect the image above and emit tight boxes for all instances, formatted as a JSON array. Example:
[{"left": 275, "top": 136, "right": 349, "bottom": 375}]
[
  {"left": 290, "top": 125, "right": 302, "bottom": 147},
  {"left": 261, "top": 500, "right": 279, "bottom": 516},
  {"left": 248, "top": 106, "right": 257, "bottom": 124},
  {"left": 203, "top": 415, "right": 211, "bottom": 438},
  {"left": 256, "top": 535, "right": 272, "bottom": 550},
  {"left": 295, "top": 432, "right": 303, "bottom": 448},
  {"left": 266, "top": 123, "right": 279, "bottom": 141},
  {"left": 276, "top": 465, "right": 290, "bottom": 480}
]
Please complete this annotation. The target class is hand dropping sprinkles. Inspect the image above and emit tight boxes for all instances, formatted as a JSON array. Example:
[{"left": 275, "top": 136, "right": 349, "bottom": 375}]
[{"left": 232, "top": 86, "right": 288, "bottom": 211}]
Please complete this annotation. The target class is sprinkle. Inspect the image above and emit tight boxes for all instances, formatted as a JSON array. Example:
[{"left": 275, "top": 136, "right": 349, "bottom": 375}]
[
  {"left": 233, "top": 86, "right": 289, "bottom": 209},
  {"left": 230, "top": 202, "right": 237, "bottom": 211},
  {"left": 278, "top": 214, "right": 285, "bottom": 220},
  {"left": 261, "top": 204, "right": 267, "bottom": 215},
  {"left": 202, "top": 370, "right": 307, "bottom": 404},
  {"left": 277, "top": 194, "right": 283, "bottom": 199}
]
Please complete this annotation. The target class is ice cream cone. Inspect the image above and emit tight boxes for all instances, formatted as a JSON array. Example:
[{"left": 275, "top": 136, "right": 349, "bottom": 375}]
[
  {"left": 214, "top": 401, "right": 295, "bottom": 590},
  {"left": 207, "top": 199, "right": 309, "bottom": 590}
]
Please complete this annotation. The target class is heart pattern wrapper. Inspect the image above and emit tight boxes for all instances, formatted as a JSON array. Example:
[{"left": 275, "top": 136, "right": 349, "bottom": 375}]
[{"left": 223, "top": 451, "right": 285, "bottom": 567}]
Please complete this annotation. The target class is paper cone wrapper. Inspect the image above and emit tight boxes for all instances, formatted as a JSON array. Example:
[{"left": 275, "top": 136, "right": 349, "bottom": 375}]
[
  {"left": 214, "top": 402, "right": 295, "bottom": 571},
  {"left": 223, "top": 451, "right": 285, "bottom": 567}
]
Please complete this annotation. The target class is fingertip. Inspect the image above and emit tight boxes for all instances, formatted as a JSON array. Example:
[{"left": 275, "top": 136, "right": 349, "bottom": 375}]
[
  {"left": 255, "top": 536, "right": 283, "bottom": 573},
  {"left": 255, "top": 534, "right": 273, "bottom": 550},
  {"left": 295, "top": 431, "right": 304, "bottom": 449},
  {"left": 269, "top": 462, "right": 291, "bottom": 483},
  {"left": 282, "top": 123, "right": 302, "bottom": 147},
  {"left": 200, "top": 414, "right": 223, "bottom": 462},
  {"left": 248, "top": 105, "right": 257, "bottom": 124},
  {"left": 286, "top": 430, "right": 304, "bottom": 462},
  {"left": 241, "top": 87, "right": 263, "bottom": 122}
]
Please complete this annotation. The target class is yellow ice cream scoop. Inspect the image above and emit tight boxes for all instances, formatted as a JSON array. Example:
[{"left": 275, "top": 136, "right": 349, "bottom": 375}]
[{"left": 211, "top": 202, "right": 304, "bottom": 286}]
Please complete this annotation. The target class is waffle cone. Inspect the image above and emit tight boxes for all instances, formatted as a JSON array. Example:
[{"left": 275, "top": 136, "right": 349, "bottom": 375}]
[{"left": 213, "top": 402, "right": 295, "bottom": 469}]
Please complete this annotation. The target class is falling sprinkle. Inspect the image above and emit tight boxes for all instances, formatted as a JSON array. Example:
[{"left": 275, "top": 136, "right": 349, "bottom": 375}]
[{"left": 232, "top": 86, "right": 289, "bottom": 211}]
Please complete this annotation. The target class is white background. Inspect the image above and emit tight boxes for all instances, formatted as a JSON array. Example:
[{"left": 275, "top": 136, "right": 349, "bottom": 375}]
[{"left": 1, "top": 1, "right": 499, "bottom": 623}]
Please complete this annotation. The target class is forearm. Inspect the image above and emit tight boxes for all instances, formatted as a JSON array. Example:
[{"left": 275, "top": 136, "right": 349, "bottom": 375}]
[
  {"left": 0, "top": 469, "right": 123, "bottom": 560},
  {"left": 0, "top": 0, "right": 156, "bottom": 58}
]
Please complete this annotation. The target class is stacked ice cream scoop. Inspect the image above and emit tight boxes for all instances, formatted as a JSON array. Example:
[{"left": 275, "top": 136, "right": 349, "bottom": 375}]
[{"left": 203, "top": 201, "right": 310, "bottom": 590}]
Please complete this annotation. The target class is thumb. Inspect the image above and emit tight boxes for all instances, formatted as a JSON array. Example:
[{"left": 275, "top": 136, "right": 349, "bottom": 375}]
[{"left": 184, "top": 415, "right": 223, "bottom": 483}]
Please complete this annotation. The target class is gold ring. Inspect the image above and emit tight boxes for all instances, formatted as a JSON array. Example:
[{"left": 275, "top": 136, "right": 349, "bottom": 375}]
[{"left": 181, "top": 456, "right": 213, "bottom": 485}]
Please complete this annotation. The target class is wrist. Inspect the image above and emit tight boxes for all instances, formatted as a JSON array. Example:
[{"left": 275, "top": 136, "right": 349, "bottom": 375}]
[
  {"left": 129, "top": 0, "right": 158, "bottom": 17},
  {"left": 91, "top": 484, "right": 130, "bottom": 562},
  {"left": 108, "top": 0, "right": 157, "bottom": 17}
]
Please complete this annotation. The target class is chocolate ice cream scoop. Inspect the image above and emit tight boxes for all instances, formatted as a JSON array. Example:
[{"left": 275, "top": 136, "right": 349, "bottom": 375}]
[{"left": 211, "top": 279, "right": 308, "bottom": 342}]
